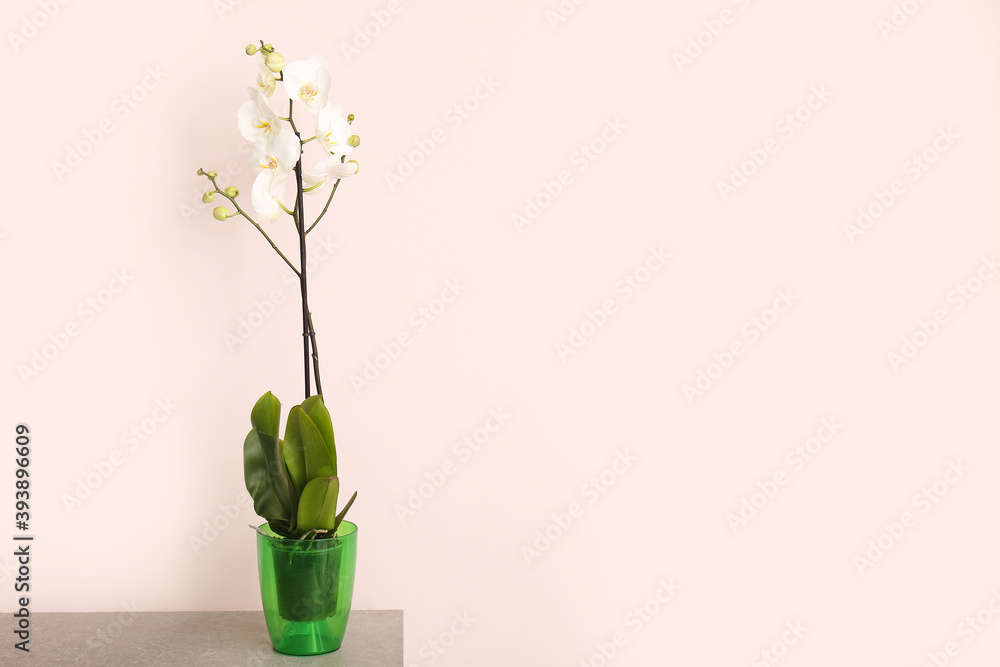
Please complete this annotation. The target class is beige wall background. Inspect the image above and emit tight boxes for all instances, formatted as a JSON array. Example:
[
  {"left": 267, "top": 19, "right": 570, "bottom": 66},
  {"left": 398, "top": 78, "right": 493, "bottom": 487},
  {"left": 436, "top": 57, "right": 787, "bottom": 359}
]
[{"left": 3, "top": 0, "right": 998, "bottom": 665}]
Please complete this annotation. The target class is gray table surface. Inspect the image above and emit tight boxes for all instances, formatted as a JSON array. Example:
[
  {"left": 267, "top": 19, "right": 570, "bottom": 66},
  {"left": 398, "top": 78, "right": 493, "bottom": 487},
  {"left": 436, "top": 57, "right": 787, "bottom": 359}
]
[{"left": 8, "top": 610, "right": 403, "bottom": 666}]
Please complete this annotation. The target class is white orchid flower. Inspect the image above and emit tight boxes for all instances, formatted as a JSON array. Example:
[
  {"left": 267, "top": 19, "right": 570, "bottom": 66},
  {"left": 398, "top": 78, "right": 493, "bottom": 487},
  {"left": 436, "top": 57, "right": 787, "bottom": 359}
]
[
  {"left": 237, "top": 88, "right": 281, "bottom": 147},
  {"left": 251, "top": 126, "right": 299, "bottom": 178},
  {"left": 316, "top": 104, "right": 354, "bottom": 157},
  {"left": 303, "top": 156, "right": 359, "bottom": 193},
  {"left": 250, "top": 130, "right": 299, "bottom": 222},
  {"left": 282, "top": 56, "right": 332, "bottom": 112},
  {"left": 255, "top": 54, "right": 276, "bottom": 97},
  {"left": 252, "top": 172, "right": 289, "bottom": 223}
]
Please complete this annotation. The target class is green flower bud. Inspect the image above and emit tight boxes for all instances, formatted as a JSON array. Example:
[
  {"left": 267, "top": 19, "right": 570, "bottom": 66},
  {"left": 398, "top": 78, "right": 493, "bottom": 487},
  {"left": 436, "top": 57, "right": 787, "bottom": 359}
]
[
  {"left": 207, "top": 171, "right": 218, "bottom": 178},
  {"left": 348, "top": 135, "right": 360, "bottom": 148},
  {"left": 202, "top": 191, "right": 215, "bottom": 203},
  {"left": 213, "top": 206, "right": 230, "bottom": 221},
  {"left": 262, "top": 43, "right": 274, "bottom": 52},
  {"left": 245, "top": 44, "right": 257, "bottom": 55},
  {"left": 347, "top": 114, "right": 355, "bottom": 123},
  {"left": 196, "top": 168, "right": 205, "bottom": 175},
  {"left": 224, "top": 186, "right": 239, "bottom": 198},
  {"left": 265, "top": 52, "right": 284, "bottom": 73}
]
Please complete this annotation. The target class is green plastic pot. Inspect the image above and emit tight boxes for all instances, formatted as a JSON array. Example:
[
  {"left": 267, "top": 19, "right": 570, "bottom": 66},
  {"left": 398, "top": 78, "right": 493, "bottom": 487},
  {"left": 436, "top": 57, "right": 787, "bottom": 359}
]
[{"left": 255, "top": 521, "right": 357, "bottom": 656}]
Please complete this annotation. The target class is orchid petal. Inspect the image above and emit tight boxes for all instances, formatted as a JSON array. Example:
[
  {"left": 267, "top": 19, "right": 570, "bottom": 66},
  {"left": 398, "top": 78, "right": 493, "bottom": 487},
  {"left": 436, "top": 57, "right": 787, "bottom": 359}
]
[
  {"left": 255, "top": 54, "right": 276, "bottom": 97},
  {"left": 304, "top": 156, "right": 358, "bottom": 193},
  {"left": 282, "top": 56, "right": 331, "bottom": 112},
  {"left": 316, "top": 103, "right": 354, "bottom": 158},
  {"left": 237, "top": 88, "right": 281, "bottom": 147},
  {"left": 251, "top": 171, "right": 289, "bottom": 223},
  {"left": 251, "top": 129, "right": 300, "bottom": 177}
]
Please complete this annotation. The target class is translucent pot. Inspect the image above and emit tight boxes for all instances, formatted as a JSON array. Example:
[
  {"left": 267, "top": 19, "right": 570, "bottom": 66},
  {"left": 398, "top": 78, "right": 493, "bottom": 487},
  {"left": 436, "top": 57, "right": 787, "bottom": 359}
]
[{"left": 255, "top": 521, "right": 357, "bottom": 656}]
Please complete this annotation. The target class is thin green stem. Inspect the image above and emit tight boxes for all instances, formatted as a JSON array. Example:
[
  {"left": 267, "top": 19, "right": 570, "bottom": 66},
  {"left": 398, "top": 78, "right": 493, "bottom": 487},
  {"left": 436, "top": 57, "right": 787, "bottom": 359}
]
[
  {"left": 307, "top": 312, "right": 323, "bottom": 397},
  {"left": 203, "top": 174, "right": 300, "bottom": 277},
  {"left": 306, "top": 178, "right": 342, "bottom": 235},
  {"left": 235, "top": 209, "right": 300, "bottom": 277},
  {"left": 286, "top": 99, "right": 298, "bottom": 135},
  {"left": 291, "top": 112, "right": 312, "bottom": 399}
]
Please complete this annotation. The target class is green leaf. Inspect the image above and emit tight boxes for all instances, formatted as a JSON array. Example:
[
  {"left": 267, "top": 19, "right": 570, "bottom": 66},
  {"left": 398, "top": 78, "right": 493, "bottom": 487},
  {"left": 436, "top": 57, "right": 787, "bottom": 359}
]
[
  {"left": 333, "top": 490, "right": 358, "bottom": 534},
  {"left": 282, "top": 406, "right": 335, "bottom": 496},
  {"left": 243, "top": 428, "right": 297, "bottom": 535},
  {"left": 250, "top": 391, "right": 282, "bottom": 438},
  {"left": 301, "top": 395, "right": 337, "bottom": 475},
  {"left": 280, "top": 418, "right": 306, "bottom": 497},
  {"left": 297, "top": 476, "right": 340, "bottom": 532}
]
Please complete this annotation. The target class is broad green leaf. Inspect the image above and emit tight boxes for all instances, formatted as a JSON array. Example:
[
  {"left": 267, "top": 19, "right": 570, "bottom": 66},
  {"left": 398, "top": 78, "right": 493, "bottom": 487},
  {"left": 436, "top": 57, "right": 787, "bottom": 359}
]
[
  {"left": 282, "top": 406, "right": 335, "bottom": 495},
  {"left": 280, "top": 419, "right": 306, "bottom": 497},
  {"left": 297, "top": 476, "right": 340, "bottom": 532},
  {"left": 243, "top": 428, "right": 297, "bottom": 536},
  {"left": 301, "top": 395, "right": 337, "bottom": 475},
  {"left": 250, "top": 391, "right": 282, "bottom": 438},
  {"left": 333, "top": 490, "right": 358, "bottom": 533}
]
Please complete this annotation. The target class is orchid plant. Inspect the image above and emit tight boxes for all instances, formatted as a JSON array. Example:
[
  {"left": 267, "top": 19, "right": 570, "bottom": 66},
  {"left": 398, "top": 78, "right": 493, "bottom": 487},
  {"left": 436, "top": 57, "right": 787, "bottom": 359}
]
[{"left": 197, "top": 42, "right": 358, "bottom": 539}]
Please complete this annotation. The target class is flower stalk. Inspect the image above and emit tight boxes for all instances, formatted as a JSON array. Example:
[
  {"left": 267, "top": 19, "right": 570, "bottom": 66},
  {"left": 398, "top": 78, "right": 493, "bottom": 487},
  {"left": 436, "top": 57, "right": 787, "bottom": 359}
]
[
  {"left": 291, "top": 102, "right": 316, "bottom": 399},
  {"left": 200, "top": 42, "right": 359, "bottom": 402}
]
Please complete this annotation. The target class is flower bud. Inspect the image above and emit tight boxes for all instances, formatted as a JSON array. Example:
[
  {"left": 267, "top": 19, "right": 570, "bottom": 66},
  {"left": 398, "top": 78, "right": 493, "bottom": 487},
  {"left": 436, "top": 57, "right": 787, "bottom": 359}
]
[
  {"left": 224, "top": 186, "right": 239, "bottom": 198},
  {"left": 213, "top": 206, "right": 230, "bottom": 221},
  {"left": 207, "top": 171, "right": 218, "bottom": 178},
  {"left": 202, "top": 192, "right": 215, "bottom": 203},
  {"left": 262, "top": 43, "right": 274, "bottom": 52},
  {"left": 347, "top": 114, "right": 355, "bottom": 123},
  {"left": 265, "top": 52, "right": 284, "bottom": 73},
  {"left": 245, "top": 44, "right": 257, "bottom": 55},
  {"left": 348, "top": 135, "right": 360, "bottom": 148},
  {"left": 196, "top": 168, "right": 205, "bottom": 175}
]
